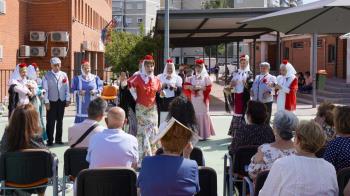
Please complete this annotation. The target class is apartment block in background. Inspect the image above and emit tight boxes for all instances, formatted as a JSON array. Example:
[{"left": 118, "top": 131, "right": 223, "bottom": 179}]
[{"left": 112, "top": 0, "right": 160, "bottom": 35}]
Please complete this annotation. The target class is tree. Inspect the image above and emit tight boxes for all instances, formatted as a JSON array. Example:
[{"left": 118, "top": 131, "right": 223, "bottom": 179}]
[
  {"left": 105, "top": 29, "right": 162, "bottom": 74},
  {"left": 203, "top": 0, "right": 230, "bottom": 9}
]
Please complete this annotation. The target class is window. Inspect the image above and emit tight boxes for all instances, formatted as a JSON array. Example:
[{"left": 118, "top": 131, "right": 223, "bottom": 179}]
[
  {"left": 126, "top": 3, "right": 133, "bottom": 9},
  {"left": 0, "top": 0, "right": 6, "bottom": 14},
  {"left": 328, "top": 45, "right": 336, "bottom": 63},
  {"left": 137, "top": 3, "right": 143, "bottom": 9},
  {"left": 125, "top": 17, "right": 133, "bottom": 26},
  {"left": 317, "top": 39, "right": 323, "bottom": 48},
  {"left": 293, "top": 42, "right": 304, "bottom": 48},
  {"left": 137, "top": 17, "right": 143, "bottom": 24},
  {"left": 283, "top": 47, "right": 290, "bottom": 59}
]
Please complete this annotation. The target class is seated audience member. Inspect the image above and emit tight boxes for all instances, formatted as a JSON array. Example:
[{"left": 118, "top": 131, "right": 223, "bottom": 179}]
[
  {"left": 300, "top": 71, "right": 313, "bottom": 93},
  {"left": 138, "top": 118, "right": 200, "bottom": 196},
  {"left": 229, "top": 101, "right": 275, "bottom": 154},
  {"left": 0, "top": 104, "right": 48, "bottom": 196},
  {"left": 324, "top": 106, "right": 350, "bottom": 171},
  {"left": 86, "top": 107, "right": 138, "bottom": 169},
  {"left": 68, "top": 97, "right": 107, "bottom": 148},
  {"left": 259, "top": 120, "right": 338, "bottom": 196},
  {"left": 315, "top": 101, "right": 336, "bottom": 142},
  {"left": 248, "top": 110, "right": 298, "bottom": 180},
  {"left": 160, "top": 95, "right": 198, "bottom": 134}
]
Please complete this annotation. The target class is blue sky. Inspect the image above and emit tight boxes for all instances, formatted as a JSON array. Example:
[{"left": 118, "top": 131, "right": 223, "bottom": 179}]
[{"left": 303, "top": 0, "right": 320, "bottom": 4}]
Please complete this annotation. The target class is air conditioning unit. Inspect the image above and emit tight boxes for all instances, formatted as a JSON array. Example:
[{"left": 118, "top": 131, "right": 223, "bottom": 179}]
[
  {"left": 51, "top": 31, "right": 69, "bottom": 42},
  {"left": 0, "top": 0, "right": 6, "bottom": 14},
  {"left": 0, "top": 45, "right": 3, "bottom": 59},
  {"left": 81, "top": 41, "right": 90, "bottom": 51},
  {"left": 30, "top": 31, "right": 46, "bottom": 42},
  {"left": 51, "top": 47, "right": 67, "bottom": 57},
  {"left": 30, "top": 46, "right": 45, "bottom": 57},
  {"left": 19, "top": 45, "right": 30, "bottom": 57}
]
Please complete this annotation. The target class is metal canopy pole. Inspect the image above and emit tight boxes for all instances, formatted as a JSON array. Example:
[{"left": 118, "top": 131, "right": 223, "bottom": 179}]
[
  {"left": 164, "top": 0, "right": 169, "bottom": 65},
  {"left": 253, "top": 39, "right": 257, "bottom": 77},
  {"left": 225, "top": 43, "right": 228, "bottom": 84},
  {"left": 236, "top": 41, "right": 239, "bottom": 67},
  {"left": 276, "top": 31, "right": 281, "bottom": 72},
  {"left": 311, "top": 33, "right": 318, "bottom": 108},
  {"left": 209, "top": 47, "right": 212, "bottom": 74}
]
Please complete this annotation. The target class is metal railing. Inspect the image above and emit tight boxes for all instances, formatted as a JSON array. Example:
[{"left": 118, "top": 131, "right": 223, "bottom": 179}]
[{"left": 0, "top": 69, "right": 115, "bottom": 104}]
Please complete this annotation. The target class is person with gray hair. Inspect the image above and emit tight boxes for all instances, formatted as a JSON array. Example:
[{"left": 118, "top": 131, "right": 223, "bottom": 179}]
[
  {"left": 68, "top": 97, "right": 107, "bottom": 148},
  {"left": 251, "top": 62, "right": 277, "bottom": 124},
  {"left": 248, "top": 110, "right": 298, "bottom": 180}
]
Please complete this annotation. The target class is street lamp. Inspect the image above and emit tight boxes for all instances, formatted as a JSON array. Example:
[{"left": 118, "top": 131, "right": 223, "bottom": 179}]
[{"left": 164, "top": 0, "right": 170, "bottom": 65}]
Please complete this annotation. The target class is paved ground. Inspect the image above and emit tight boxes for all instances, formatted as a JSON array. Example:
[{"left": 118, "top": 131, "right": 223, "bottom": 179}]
[{"left": 0, "top": 76, "right": 318, "bottom": 196}]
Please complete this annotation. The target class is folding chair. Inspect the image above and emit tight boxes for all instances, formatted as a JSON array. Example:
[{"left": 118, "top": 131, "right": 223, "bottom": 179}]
[
  {"left": 76, "top": 168, "right": 137, "bottom": 196},
  {"left": 337, "top": 167, "right": 350, "bottom": 196},
  {"left": 196, "top": 166, "right": 217, "bottom": 196},
  {"left": 223, "top": 145, "right": 258, "bottom": 196},
  {"left": 100, "top": 85, "right": 118, "bottom": 106},
  {"left": 62, "top": 147, "right": 89, "bottom": 196},
  {"left": 0, "top": 150, "right": 59, "bottom": 196},
  {"left": 155, "top": 146, "right": 205, "bottom": 166},
  {"left": 243, "top": 170, "right": 270, "bottom": 196}
]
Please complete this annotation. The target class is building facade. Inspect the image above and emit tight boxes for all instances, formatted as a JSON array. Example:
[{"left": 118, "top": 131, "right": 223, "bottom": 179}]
[
  {"left": 0, "top": 0, "right": 112, "bottom": 102},
  {"left": 112, "top": 0, "right": 159, "bottom": 35}
]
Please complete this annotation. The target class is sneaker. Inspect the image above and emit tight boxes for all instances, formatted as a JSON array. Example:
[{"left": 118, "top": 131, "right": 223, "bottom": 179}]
[
  {"left": 55, "top": 141, "right": 64, "bottom": 145},
  {"left": 46, "top": 142, "right": 53, "bottom": 147}
]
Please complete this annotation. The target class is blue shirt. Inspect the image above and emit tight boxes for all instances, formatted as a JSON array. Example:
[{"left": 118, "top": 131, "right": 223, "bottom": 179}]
[
  {"left": 324, "top": 136, "right": 350, "bottom": 171},
  {"left": 86, "top": 129, "right": 138, "bottom": 169},
  {"left": 137, "top": 155, "right": 200, "bottom": 196}
]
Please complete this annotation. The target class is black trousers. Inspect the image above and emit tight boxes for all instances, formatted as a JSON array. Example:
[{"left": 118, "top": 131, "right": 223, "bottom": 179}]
[
  {"left": 46, "top": 100, "right": 66, "bottom": 143},
  {"left": 264, "top": 102, "right": 273, "bottom": 125}
]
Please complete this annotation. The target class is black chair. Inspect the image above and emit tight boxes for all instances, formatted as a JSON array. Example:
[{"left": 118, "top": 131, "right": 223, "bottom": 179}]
[
  {"left": 76, "top": 168, "right": 137, "bottom": 196},
  {"left": 337, "top": 167, "right": 350, "bottom": 196},
  {"left": 62, "top": 147, "right": 89, "bottom": 196},
  {"left": 0, "top": 150, "right": 59, "bottom": 196},
  {"left": 155, "top": 146, "right": 205, "bottom": 166},
  {"left": 243, "top": 170, "right": 270, "bottom": 196},
  {"left": 223, "top": 145, "right": 258, "bottom": 196},
  {"left": 196, "top": 167, "right": 217, "bottom": 196}
]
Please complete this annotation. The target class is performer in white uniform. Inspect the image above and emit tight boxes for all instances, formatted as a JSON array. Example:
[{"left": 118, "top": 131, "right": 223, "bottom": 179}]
[
  {"left": 276, "top": 60, "right": 298, "bottom": 112},
  {"left": 157, "top": 59, "right": 183, "bottom": 124}
]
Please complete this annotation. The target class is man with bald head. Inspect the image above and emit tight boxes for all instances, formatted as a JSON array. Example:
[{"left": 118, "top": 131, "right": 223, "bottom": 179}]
[{"left": 86, "top": 107, "right": 138, "bottom": 169}]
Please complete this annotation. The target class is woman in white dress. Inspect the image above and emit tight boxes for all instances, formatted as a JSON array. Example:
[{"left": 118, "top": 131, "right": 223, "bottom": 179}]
[
  {"left": 276, "top": 60, "right": 298, "bottom": 112},
  {"left": 157, "top": 59, "right": 183, "bottom": 124},
  {"left": 259, "top": 120, "right": 338, "bottom": 196},
  {"left": 183, "top": 59, "right": 215, "bottom": 140},
  {"left": 9, "top": 63, "right": 38, "bottom": 117}
]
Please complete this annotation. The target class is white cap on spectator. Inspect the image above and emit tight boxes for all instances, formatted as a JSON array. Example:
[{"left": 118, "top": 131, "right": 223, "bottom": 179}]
[{"left": 50, "top": 57, "right": 61, "bottom": 65}]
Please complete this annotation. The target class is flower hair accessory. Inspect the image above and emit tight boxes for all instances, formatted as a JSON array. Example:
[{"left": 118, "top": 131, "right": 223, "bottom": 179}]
[
  {"left": 282, "top": 59, "right": 289, "bottom": 65},
  {"left": 19, "top": 63, "right": 27, "bottom": 68},
  {"left": 144, "top": 55, "right": 154, "bottom": 61},
  {"left": 166, "top": 59, "right": 173, "bottom": 63}
]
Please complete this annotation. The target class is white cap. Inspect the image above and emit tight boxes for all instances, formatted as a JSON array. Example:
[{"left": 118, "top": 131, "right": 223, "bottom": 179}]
[{"left": 50, "top": 57, "right": 61, "bottom": 65}]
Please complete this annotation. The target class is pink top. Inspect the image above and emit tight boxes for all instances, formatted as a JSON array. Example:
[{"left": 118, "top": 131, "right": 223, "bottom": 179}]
[{"left": 128, "top": 75, "right": 161, "bottom": 107}]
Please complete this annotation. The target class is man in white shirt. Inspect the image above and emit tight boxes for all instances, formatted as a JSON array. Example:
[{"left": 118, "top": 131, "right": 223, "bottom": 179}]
[
  {"left": 68, "top": 97, "right": 107, "bottom": 148},
  {"left": 86, "top": 106, "right": 138, "bottom": 169}
]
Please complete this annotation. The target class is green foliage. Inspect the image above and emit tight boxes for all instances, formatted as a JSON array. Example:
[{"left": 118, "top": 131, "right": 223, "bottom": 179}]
[
  {"left": 105, "top": 30, "right": 162, "bottom": 74},
  {"left": 203, "top": 0, "right": 231, "bottom": 9}
]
